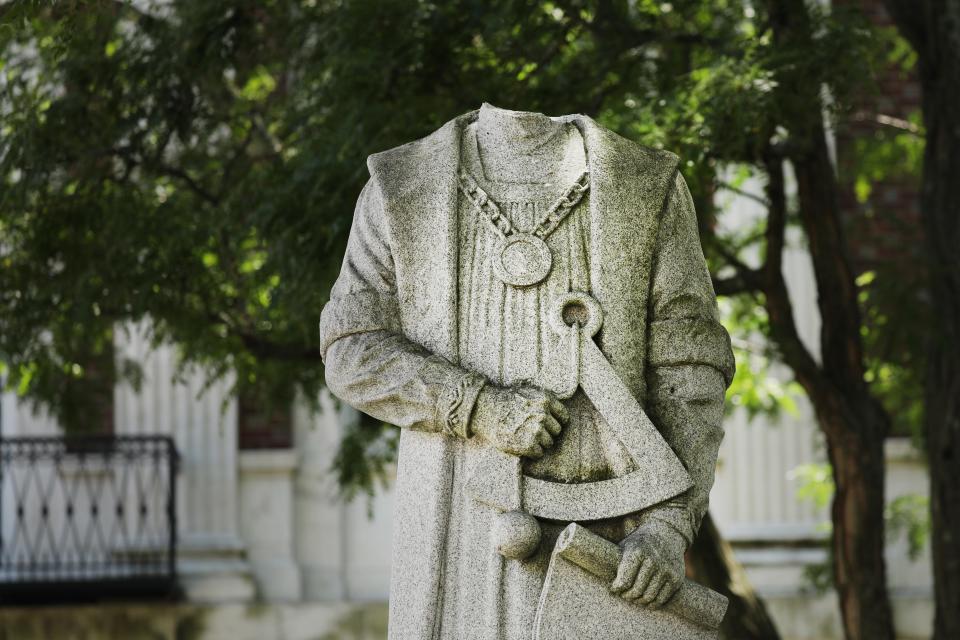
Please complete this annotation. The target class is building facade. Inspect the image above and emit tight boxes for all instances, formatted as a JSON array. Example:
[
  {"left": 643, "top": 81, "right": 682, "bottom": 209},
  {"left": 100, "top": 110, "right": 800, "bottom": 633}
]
[{"left": 0, "top": 211, "right": 933, "bottom": 639}]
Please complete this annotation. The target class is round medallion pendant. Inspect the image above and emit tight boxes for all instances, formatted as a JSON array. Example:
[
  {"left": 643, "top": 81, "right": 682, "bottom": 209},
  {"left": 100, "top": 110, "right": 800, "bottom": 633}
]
[{"left": 494, "top": 233, "right": 553, "bottom": 288}]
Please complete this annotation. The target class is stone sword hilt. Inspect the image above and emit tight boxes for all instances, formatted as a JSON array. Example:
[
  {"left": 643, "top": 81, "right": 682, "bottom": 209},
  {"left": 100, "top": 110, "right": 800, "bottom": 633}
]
[{"left": 479, "top": 292, "right": 693, "bottom": 560}]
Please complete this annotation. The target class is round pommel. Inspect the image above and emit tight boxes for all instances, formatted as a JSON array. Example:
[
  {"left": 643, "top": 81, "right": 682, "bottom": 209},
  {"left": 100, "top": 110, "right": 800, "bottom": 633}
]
[{"left": 493, "top": 510, "right": 542, "bottom": 560}]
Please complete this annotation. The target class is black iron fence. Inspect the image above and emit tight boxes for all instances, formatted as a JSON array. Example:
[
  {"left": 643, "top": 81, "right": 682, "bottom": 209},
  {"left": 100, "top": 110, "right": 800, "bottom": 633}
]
[{"left": 0, "top": 435, "right": 179, "bottom": 602}]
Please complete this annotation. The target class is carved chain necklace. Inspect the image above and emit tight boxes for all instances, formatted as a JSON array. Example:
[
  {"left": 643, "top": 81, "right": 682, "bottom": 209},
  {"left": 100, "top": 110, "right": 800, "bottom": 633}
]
[{"left": 457, "top": 170, "right": 590, "bottom": 288}]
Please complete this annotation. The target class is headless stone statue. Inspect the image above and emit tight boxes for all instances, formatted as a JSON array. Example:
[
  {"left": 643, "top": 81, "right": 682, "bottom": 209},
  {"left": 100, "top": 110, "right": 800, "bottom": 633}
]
[{"left": 320, "top": 103, "right": 735, "bottom": 639}]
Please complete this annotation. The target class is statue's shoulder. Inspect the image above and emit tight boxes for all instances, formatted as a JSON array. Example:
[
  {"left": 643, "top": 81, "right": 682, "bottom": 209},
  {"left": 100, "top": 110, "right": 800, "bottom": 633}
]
[
  {"left": 365, "top": 127, "right": 444, "bottom": 177},
  {"left": 363, "top": 111, "right": 681, "bottom": 204},
  {"left": 626, "top": 138, "right": 680, "bottom": 175},
  {"left": 366, "top": 112, "right": 474, "bottom": 200},
  {"left": 579, "top": 116, "right": 680, "bottom": 179},
  {"left": 572, "top": 116, "right": 681, "bottom": 213}
]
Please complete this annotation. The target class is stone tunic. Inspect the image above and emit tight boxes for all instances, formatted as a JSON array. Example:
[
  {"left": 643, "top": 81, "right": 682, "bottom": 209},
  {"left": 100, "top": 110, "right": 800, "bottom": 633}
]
[
  {"left": 435, "top": 123, "right": 639, "bottom": 638},
  {"left": 456, "top": 121, "right": 635, "bottom": 484}
]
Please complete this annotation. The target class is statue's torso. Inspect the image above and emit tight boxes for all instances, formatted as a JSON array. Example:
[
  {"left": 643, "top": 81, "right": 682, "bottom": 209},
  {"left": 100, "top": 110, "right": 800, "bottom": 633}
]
[{"left": 457, "top": 122, "right": 635, "bottom": 483}]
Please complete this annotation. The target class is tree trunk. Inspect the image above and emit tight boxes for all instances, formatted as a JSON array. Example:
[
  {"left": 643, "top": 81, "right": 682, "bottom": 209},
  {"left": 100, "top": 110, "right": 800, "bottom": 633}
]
[
  {"left": 882, "top": 2, "right": 960, "bottom": 636},
  {"left": 757, "top": 127, "right": 896, "bottom": 639},
  {"left": 819, "top": 401, "right": 894, "bottom": 640},
  {"left": 688, "top": 513, "right": 781, "bottom": 640},
  {"left": 759, "top": 3, "right": 899, "bottom": 633},
  {"left": 921, "top": 58, "right": 960, "bottom": 638},
  {"left": 789, "top": 138, "right": 896, "bottom": 640}
]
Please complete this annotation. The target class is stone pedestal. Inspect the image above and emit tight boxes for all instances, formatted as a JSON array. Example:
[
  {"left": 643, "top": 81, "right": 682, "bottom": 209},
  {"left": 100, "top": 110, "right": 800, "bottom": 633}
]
[{"left": 177, "top": 534, "right": 256, "bottom": 603}]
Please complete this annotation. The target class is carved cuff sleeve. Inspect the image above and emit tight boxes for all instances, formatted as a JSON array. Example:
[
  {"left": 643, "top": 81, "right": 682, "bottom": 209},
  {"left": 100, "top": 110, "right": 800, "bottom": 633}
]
[
  {"left": 630, "top": 498, "right": 696, "bottom": 546},
  {"left": 437, "top": 371, "right": 486, "bottom": 440}
]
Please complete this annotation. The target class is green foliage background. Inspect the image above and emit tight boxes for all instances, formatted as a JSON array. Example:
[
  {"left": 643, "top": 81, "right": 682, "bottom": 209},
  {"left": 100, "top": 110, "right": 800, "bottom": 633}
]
[{"left": 0, "top": 1, "right": 927, "bottom": 499}]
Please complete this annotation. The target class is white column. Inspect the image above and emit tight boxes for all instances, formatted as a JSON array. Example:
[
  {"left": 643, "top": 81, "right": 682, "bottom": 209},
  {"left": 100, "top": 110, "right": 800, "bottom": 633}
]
[
  {"left": 293, "top": 391, "right": 350, "bottom": 600},
  {"left": 292, "top": 391, "right": 396, "bottom": 602},
  {"left": 0, "top": 390, "right": 20, "bottom": 576},
  {"left": 1, "top": 391, "right": 60, "bottom": 437},
  {"left": 238, "top": 449, "right": 302, "bottom": 601},
  {"left": 1, "top": 389, "right": 20, "bottom": 437},
  {"left": 113, "top": 322, "right": 253, "bottom": 602}
]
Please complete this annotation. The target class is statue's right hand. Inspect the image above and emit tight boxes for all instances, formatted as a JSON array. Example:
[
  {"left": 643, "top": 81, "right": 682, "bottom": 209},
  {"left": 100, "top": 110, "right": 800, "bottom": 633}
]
[{"left": 470, "top": 384, "right": 569, "bottom": 458}]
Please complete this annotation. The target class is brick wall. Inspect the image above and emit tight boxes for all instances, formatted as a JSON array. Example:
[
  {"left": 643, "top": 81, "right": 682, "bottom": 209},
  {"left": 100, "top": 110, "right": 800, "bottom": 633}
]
[
  {"left": 834, "top": 0, "right": 923, "bottom": 272},
  {"left": 237, "top": 385, "right": 293, "bottom": 449}
]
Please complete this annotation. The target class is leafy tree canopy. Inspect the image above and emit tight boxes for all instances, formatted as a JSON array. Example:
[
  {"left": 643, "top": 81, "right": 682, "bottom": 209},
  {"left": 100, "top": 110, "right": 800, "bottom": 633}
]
[{"left": 0, "top": 0, "right": 923, "bottom": 485}]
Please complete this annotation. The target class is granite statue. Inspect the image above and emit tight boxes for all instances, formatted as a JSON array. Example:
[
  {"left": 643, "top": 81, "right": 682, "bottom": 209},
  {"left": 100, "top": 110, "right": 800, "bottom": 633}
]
[{"left": 320, "top": 103, "right": 735, "bottom": 639}]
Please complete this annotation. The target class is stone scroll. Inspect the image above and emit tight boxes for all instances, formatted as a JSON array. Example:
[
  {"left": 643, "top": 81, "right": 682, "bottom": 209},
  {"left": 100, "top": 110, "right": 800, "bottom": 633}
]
[{"left": 533, "top": 524, "right": 728, "bottom": 640}]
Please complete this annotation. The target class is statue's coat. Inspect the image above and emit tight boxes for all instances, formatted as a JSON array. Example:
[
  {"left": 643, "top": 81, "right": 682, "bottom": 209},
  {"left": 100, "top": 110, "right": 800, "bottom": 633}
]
[{"left": 320, "top": 110, "right": 734, "bottom": 638}]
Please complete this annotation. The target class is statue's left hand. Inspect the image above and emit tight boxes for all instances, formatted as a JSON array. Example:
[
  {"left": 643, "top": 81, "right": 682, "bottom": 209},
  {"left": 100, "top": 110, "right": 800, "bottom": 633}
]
[{"left": 609, "top": 520, "right": 686, "bottom": 608}]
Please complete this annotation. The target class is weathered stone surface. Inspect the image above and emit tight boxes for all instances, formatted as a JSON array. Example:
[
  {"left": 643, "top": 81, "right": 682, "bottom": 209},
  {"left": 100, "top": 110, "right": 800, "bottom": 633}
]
[
  {"left": 533, "top": 524, "right": 727, "bottom": 639},
  {"left": 320, "top": 103, "right": 734, "bottom": 638}
]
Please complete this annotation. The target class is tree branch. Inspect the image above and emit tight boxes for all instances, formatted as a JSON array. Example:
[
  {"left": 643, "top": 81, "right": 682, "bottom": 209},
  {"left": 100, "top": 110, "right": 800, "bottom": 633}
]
[
  {"left": 153, "top": 162, "right": 220, "bottom": 207},
  {"left": 712, "top": 272, "right": 759, "bottom": 297},
  {"left": 202, "top": 309, "right": 322, "bottom": 363},
  {"left": 763, "top": 153, "right": 786, "bottom": 280},
  {"left": 760, "top": 153, "right": 823, "bottom": 392},
  {"left": 716, "top": 181, "right": 770, "bottom": 207},
  {"left": 851, "top": 111, "right": 923, "bottom": 136},
  {"left": 110, "top": 143, "right": 220, "bottom": 207}
]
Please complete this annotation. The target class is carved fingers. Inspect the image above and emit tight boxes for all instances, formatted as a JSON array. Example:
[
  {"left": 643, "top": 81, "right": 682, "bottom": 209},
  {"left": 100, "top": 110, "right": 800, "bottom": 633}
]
[
  {"left": 510, "top": 388, "right": 569, "bottom": 458},
  {"left": 611, "top": 554, "right": 652, "bottom": 598},
  {"left": 470, "top": 384, "right": 569, "bottom": 458},
  {"left": 651, "top": 575, "right": 680, "bottom": 608},
  {"left": 610, "top": 527, "right": 684, "bottom": 608},
  {"left": 546, "top": 395, "right": 570, "bottom": 425}
]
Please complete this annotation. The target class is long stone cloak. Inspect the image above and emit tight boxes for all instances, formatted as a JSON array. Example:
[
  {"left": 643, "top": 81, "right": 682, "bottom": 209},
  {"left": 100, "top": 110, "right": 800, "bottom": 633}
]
[{"left": 319, "top": 109, "right": 734, "bottom": 639}]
